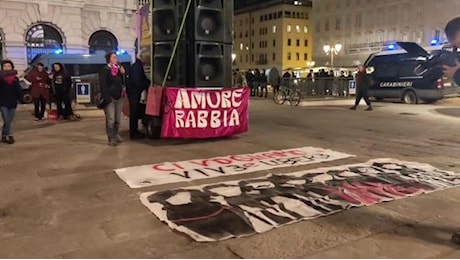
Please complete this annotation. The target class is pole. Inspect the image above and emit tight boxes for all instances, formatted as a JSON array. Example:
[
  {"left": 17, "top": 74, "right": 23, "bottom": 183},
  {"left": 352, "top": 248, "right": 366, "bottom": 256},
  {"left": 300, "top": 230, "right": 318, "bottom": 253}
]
[
  {"left": 149, "top": 1, "right": 153, "bottom": 81},
  {"left": 330, "top": 50, "right": 334, "bottom": 68}
]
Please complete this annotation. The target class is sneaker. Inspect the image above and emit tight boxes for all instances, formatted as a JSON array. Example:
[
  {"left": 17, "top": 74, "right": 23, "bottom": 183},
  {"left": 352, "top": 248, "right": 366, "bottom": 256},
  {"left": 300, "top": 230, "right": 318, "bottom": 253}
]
[
  {"left": 349, "top": 106, "right": 357, "bottom": 110},
  {"left": 108, "top": 139, "right": 118, "bottom": 147},
  {"left": 5, "top": 136, "right": 15, "bottom": 145},
  {"left": 34, "top": 118, "right": 41, "bottom": 122},
  {"left": 366, "top": 107, "right": 373, "bottom": 111}
]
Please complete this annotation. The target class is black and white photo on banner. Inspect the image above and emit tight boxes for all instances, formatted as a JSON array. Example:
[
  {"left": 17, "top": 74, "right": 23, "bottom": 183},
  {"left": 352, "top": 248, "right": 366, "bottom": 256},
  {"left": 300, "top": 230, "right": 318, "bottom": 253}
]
[{"left": 140, "top": 159, "right": 460, "bottom": 242}]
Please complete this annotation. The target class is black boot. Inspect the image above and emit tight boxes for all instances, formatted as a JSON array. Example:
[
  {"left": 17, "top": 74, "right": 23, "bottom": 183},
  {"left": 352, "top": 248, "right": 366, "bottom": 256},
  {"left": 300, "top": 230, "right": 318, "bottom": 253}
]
[
  {"left": 366, "top": 106, "right": 373, "bottom": 111},
  {"left": 5, "top": 136, "right": 15, "bottom": 145},
  {"left": 350, "top": 106, "right": 357, "bottom": 110},
  {"left": 452, "top": 231, "right": 460, "bottom": 245},
  {"left": 1, "top": 136, "right": 6, "bottom": 143}
]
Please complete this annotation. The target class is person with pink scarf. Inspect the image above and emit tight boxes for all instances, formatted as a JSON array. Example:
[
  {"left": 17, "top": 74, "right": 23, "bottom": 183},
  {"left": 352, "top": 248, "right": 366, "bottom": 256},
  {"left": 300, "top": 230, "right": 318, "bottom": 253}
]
[{"left": 98, "top": 52, "right": 126, "bottom": 146}]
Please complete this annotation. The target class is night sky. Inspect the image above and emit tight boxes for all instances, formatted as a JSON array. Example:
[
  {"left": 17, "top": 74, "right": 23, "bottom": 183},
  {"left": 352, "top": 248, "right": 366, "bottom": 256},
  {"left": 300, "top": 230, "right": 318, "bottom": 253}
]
[{"left": 234, "top": 0, "right": 272, "bottom": 10}]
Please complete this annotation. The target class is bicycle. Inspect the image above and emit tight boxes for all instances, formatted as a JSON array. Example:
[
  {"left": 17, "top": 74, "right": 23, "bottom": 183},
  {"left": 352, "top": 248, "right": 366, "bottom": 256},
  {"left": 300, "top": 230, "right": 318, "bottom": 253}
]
[{"left": 273, "top": 85, "right": 302, "bottom": 106}]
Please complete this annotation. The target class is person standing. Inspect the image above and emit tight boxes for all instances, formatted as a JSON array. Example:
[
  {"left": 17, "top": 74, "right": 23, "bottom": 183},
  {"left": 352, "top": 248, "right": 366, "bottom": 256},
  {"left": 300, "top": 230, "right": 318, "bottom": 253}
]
[
  {"left": 442, "top": 16, "right": 460, "bottom": 246},
  {"left": 99, "top": 52, "right": 126, "bottom": 146},
  {"left": 127, "top": 56, "right": 150, "bottom": 139},
  {"left": 350, "top": 65, "right": 373, "bottom": 111},
  {"left": 245, "top": 71, "right": 255, "bottom": 96},
  {"left": 234, "top": 69, "right": 243, "bottom": 86},
  {"left": 50, "top": 63, "right": 74, "bottom": 120},
  {"left": 259, "top": 69, "right": 268, "bottom": 98},
  {"left": 26, "top": 63, "right": 50, "bottom": 121},
  {"left": 0, "top": 60, "right": 23, "bottom": 144}
]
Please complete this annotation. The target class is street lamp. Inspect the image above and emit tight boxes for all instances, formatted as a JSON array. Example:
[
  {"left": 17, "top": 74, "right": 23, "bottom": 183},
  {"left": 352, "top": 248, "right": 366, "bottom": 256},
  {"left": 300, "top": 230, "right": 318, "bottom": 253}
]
[{"left": 323, "top": 43, "right": 342, "bottom": 68}]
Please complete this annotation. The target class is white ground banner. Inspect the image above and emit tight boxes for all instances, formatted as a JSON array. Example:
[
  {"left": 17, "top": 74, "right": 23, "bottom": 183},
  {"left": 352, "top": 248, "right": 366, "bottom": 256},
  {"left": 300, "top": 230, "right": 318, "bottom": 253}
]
[
  {"left": 140, "top": 159, "right": 460, "bottom": 242},
  {"left": 114, "top": 147, "right": 354, "bottom": 188}
]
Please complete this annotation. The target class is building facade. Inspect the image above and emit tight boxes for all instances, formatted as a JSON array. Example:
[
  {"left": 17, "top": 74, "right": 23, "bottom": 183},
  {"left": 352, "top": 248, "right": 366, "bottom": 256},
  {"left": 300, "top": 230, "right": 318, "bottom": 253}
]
[
  {"left": 0, "top": 0, "right": 139, "bottom": 72},
  {"left": 312, "top": 0, "right": 460, "bottom": 67},
  {"left": 233, "top": 0, "right": 313, "bottom": 75}
]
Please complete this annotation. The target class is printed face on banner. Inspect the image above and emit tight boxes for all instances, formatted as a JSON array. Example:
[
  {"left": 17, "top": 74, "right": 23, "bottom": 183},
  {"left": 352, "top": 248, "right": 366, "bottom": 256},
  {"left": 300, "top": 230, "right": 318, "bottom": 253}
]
[
  {"left": 140, "top": 159, "right": 460, "bottom": 242},
  {"left": 173, "top": 88, "right": 244, "bottom": 129}
]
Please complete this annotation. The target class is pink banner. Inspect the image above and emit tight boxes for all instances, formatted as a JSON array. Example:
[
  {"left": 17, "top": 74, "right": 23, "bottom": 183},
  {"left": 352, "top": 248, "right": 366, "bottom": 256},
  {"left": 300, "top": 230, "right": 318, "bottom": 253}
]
[{"left": 161, "top": 87, "right": 250, "bottom": 139}]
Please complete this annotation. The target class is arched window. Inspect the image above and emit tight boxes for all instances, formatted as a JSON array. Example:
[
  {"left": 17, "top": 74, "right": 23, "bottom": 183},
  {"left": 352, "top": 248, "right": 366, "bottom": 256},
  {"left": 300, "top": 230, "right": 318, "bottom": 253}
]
[
  {"left": 26, "top": 24, "right": 64, "bottom": 64},
  {"left": 88, "top": 30, "right": 118, "bottom": 54}
]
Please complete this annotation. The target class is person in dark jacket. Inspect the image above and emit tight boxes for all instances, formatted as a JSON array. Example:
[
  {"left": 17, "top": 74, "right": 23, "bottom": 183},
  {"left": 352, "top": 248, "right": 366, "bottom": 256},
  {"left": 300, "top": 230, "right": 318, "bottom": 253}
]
[
  {"left": 350, "top": 65, "right": 373, "bottom": 111},
  {"left": 443, "top": 16, "right": 460, "bottom": 246},
  {"left": 259, "top": 69, "right": 268, "bottom": 98},
  {"left": 99, "top": 52, "right": 126, "bottom": 146},
  {"left": 26, "top": 63, "right": 50, "bottom": 121},
  {"left": 245, "top": 71, "right": 255, "bottom": 96},
  {"left": 50, "top": 63, "right": 75, "bottom": 120},
  {"left": 0, "top": 60, "right": 23, "bottom": 144},
  {"left": 268, "top": 67, "right": 281, "bottom": 95},
  {"left": 127, "top": 57, "right": 150, "bottom": 139}
]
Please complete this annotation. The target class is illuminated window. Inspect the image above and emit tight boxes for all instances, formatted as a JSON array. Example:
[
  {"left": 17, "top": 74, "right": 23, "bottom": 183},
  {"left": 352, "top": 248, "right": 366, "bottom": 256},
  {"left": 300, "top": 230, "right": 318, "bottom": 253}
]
[
  {"left": 296, "top": 25, "right": 301, "bottom": 33},
  {"left": 273, "top": 25, "right": 276, "bottom": 33},
  {"left": 304, "top": 26, "right": 308, "bottom": 33},
  {"left": 287, "top": 25, "right": 292, "bottom": 32}
]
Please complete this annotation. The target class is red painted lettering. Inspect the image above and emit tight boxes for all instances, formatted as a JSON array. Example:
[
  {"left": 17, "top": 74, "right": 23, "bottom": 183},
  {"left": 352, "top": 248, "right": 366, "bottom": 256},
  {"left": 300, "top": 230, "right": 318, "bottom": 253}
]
[{"left": 152, "top": 163, "right": 176, "bottom": 172}]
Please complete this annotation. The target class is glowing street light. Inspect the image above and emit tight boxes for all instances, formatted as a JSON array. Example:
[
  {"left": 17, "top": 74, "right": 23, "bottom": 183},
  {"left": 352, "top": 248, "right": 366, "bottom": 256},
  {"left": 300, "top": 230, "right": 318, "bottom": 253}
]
[
  {"left": 232, "top": 53, "right": 237, "bottom": 62},
  {"left": 323, "top": 43, "right": 342, "bottom": 67}
]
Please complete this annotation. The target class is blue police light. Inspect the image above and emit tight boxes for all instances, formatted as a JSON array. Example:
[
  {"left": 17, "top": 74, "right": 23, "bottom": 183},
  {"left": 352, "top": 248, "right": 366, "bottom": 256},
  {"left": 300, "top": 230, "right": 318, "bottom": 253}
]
[
  {"left": 430, "top": 39, "right": 439, "bottom": 46},
  {"left": 387, "top": 44, "right": 396, "bottom": 50},
  {"left": 116, "top": 49, "right": 127, "bottom": 55},
  {"left": 54, "top": 49, "right": 63, "bottom": 54}
]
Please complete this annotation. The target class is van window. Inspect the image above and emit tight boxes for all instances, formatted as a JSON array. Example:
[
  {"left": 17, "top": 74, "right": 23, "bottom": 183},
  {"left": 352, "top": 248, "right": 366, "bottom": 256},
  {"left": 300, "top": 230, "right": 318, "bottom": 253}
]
[
  {"left": 374, "top": 64, "right": 399, "bottom": 78},
  {"left": 79, "top": 64, "right": 105, "bottom": 75},
  {"left": 398, "top": 62, "right": 420, "bottom": 77}
]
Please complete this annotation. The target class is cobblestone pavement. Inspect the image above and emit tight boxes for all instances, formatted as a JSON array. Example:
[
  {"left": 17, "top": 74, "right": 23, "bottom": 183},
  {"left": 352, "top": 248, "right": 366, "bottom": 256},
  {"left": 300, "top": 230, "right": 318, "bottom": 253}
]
[{"left": 1, "top": 99, "right": 460, "bottom": 258}]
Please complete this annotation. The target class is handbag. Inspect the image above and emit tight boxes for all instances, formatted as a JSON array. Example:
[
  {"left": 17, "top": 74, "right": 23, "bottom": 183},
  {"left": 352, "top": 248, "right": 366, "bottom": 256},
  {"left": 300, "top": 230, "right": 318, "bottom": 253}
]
[{"left": 145, "top": 86, "right": 164, "bottom": 116}]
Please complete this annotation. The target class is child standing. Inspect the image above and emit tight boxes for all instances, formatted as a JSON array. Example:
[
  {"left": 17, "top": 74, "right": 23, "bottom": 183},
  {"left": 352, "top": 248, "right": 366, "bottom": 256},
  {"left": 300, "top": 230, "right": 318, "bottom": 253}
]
[{"left": 0, "top": 60, "right": 23, "bottom": 144}]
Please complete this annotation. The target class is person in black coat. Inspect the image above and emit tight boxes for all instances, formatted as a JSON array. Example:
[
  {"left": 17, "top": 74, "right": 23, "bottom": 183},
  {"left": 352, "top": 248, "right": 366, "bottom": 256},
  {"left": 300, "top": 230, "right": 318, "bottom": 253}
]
[
  {"left": 50, "top": 63, "right": 75, "bottom": 120},
  {"left": 99, "top": 52, "right": 126, "bottom": 146},
  {"left": 127, "top": 57, "right": 150, "bottom": 139},
  {"left": 350, "top": 65, "right": 373, "bottom": 111},
  {"left": 0, "top": 60, "right": 23, "bottom": 144}
]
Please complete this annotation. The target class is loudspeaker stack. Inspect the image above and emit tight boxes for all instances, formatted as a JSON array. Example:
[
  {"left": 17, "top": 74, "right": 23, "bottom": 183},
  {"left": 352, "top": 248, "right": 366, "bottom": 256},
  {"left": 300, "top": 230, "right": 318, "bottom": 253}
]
[{"left": 152, "top": 0, "right": 233, "bottom": 87}]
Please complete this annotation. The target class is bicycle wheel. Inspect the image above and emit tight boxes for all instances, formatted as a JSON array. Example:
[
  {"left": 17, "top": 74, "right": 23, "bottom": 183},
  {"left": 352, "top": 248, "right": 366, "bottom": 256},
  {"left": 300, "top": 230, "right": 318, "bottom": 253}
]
[
  {"left": 289, "top": 91, "right": 302, "bottom": 106},
  {"left": 274, "top": 90, "right": 287, "bottom": 105}
]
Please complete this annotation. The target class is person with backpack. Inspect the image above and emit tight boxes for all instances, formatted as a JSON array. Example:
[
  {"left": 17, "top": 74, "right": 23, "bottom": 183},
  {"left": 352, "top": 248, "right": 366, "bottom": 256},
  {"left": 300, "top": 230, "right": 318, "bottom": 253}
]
[
  {"left": 0, "top": 60, "right": 23, "bottom": 144},
  {"left": 126, "top": 56, "right": 150, "bottom": 140},
  {"left": 349, "top": 65, "right": 373, "bottom": 111}
]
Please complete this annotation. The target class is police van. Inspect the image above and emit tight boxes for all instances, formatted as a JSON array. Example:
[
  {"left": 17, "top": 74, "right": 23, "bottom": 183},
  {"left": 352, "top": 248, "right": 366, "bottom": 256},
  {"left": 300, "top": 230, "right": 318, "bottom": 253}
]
[
  {"left": 20, "top": 52, "right": 132, "bottom": 103},
  {"left": 364, "top": 42, "right": 459, "bottom": 104}
]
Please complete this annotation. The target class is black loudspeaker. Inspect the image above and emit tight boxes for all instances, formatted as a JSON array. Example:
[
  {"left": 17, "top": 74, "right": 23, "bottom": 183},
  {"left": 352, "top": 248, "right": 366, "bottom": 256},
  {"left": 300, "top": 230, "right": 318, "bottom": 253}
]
[
  {"left": 153, "top": 41, "right": 187, "bottom": 86},
  {"left": 152, "top": 0, "right": 184, "bottom": 42},
  {"left": 187, "top": 42, "right": 232, "bottom": 87},
  {"left": 187, "top": 0, "right": 232, "bottom": 43}
]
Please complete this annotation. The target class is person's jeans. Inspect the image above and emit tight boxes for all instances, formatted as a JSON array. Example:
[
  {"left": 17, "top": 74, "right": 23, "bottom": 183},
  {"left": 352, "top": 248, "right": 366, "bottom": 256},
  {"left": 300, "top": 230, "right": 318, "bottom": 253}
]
[
  {"left": 34, "top": 96, "right": 47, "bottom": 119},
  {"left": 0, "top": 106, "right": 16, "bottom": 137},
  {"left": 104, "top": 98, "right": 123, "bottom": 141}
]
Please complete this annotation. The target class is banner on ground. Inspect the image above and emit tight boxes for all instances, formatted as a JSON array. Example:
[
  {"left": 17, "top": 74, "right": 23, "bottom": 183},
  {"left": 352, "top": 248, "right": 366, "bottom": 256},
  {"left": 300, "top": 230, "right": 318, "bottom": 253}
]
[
  {"left": 160, "top": 87, "right": 250, "bottom": 139},
  {"left": 114, "top": 147, "right": 354, "bottom": 188},
  {"left": 140, "top": 159, "right": 460, "bottom": 242}
]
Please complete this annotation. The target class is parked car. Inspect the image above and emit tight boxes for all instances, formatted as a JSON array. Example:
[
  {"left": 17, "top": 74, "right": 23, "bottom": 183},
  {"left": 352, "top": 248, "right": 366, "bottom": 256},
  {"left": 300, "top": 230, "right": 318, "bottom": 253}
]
[{"left": 364, "top": 42, "right": 459, "bottom": 104}]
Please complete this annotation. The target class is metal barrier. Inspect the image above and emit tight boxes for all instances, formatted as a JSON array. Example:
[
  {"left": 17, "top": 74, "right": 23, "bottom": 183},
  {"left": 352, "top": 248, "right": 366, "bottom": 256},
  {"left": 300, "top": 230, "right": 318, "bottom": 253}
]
[{"left": 282, "top": 77, "right": 354, "bottom": 98}]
